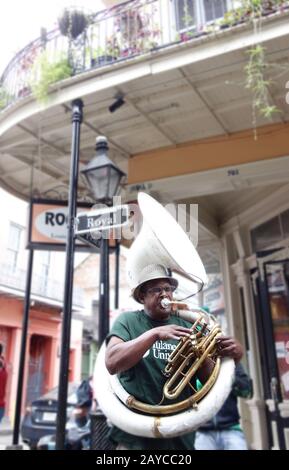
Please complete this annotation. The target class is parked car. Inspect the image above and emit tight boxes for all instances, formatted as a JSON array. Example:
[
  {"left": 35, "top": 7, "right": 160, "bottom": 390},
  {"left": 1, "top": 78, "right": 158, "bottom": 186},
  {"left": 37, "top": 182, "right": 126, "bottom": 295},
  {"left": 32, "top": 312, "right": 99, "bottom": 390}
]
[
  {"left": 21, "top": 382, "right": 79, "bottom": 449},
  {"left": 37, "top": 404, "right": 92, "bottom": 450},
  {"left": 37, "top": 378, "right": 94, "bottom": 450}
]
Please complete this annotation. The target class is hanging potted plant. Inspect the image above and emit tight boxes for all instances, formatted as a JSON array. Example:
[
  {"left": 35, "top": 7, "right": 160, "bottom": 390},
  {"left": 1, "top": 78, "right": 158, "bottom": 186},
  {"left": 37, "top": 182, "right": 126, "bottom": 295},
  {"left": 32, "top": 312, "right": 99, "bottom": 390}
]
[{"left": 58, "top": 8, "right": 89, "bottom": 40}]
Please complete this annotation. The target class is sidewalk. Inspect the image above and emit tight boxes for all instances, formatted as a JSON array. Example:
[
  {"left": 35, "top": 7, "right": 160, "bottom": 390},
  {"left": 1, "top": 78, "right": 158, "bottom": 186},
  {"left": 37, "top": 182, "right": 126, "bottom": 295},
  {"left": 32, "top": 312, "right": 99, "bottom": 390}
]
[
  {"left": 0, "top": 416, "right": 12, "bottom": 436},
  {"left": 0, "top": 417, "right": 12, "bottom": 450},
  {"left": 0, "top": 418, "right": 29, "bottom": 449}
]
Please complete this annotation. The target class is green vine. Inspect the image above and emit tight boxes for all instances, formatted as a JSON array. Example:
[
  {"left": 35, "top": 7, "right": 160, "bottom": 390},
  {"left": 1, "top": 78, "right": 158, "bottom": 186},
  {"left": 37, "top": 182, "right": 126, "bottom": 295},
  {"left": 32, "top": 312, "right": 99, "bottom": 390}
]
[
  {"left": 219, "top": 0, "right": 286, "bottom": 136},
  {"left": 31, "top": 53, "right": 73, "bottom": 104},
  {"left": 0, "top": 84, "right": 12, "bottom": 111},
  {"left": 245, "top": 44, "right": 279, "bottom": 122},
  {"left": 243, "top": 1, "right": 283, "bottom": 136},
  {"left": 0, "top": 85, "right": 7, "bottom": 110}
]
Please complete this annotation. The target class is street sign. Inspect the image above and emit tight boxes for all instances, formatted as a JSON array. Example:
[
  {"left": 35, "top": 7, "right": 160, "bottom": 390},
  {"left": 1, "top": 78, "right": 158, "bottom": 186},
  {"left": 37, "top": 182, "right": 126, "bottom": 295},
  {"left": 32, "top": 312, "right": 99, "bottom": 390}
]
[{"left": 75, "top": 204, "right": 129, "bottom": 235}]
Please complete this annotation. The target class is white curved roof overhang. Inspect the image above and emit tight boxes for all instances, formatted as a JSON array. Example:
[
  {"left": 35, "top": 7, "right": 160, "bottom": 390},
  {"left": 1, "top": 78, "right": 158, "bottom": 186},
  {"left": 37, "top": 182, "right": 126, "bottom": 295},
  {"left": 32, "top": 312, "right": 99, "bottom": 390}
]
[{"left": 0, "top": 13, "right": 289, "bottom": 207}]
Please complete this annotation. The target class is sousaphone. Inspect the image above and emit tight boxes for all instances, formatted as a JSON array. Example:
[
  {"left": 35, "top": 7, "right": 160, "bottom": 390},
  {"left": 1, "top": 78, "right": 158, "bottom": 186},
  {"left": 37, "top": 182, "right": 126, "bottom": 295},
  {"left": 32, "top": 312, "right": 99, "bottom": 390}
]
[{"left": 93, "top": 193, "right": 234, "bottom": 438}]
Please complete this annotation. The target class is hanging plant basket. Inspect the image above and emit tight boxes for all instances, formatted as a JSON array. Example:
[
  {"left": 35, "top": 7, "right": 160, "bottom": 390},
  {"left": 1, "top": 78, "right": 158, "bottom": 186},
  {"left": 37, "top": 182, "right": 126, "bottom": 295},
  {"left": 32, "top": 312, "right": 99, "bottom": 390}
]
[{"left": 58, "top": 9, "right": 88, "bottom": 40}]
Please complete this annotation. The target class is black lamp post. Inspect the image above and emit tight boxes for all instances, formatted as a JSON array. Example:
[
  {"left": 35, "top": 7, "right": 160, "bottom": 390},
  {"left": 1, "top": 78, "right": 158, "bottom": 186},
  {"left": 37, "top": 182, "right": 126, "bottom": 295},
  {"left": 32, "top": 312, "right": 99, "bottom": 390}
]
[
  {"left": 55, "top": 99, "right": 83, "bottom": 450},
  {"left": 81, "top": 136, "right": 126, "bottom": 344}
]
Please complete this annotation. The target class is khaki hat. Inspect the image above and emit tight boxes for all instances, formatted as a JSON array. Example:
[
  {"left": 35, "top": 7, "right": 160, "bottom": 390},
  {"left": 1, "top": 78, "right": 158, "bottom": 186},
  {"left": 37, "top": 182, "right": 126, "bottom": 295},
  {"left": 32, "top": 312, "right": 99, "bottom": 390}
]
[{"left": 132, "top": 264, "right": 178, "bottom": 303}]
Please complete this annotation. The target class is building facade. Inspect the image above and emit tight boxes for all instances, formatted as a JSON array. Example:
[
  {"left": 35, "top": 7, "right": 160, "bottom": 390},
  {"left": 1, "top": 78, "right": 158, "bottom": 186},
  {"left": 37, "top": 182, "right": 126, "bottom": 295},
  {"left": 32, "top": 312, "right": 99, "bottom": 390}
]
[{"left": 0, "top": 189, "right": 84, "bottom": 420}]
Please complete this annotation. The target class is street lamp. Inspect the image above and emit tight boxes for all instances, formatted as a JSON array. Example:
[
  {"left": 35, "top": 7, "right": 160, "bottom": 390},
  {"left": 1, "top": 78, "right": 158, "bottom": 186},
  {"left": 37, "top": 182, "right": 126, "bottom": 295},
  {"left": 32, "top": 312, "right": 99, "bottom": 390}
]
[
  {"left": 81, "top": 136, "right": 126, "bottom": 344},
  {"left": 81, "top": 136, "right": 125, "bottom": 205}
]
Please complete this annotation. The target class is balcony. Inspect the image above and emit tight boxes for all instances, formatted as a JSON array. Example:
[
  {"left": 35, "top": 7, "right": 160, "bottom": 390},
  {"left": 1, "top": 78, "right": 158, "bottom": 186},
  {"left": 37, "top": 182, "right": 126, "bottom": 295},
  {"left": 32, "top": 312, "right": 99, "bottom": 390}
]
[
  {"left": 1, "top": 0, "right": 289, "bottom": 111},
  {"left": 0, "top": 263, "right": 85, "bottom": 308},
  {"left": 0, "top": 0, "right": 289, "bottom": 206}
]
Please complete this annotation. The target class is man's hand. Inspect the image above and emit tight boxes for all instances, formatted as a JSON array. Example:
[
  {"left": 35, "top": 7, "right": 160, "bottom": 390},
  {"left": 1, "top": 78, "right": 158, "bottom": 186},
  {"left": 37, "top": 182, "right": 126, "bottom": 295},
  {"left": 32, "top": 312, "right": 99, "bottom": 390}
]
[
  {"left": 216, "top": 336, "right": 243, "bottom": 363},
  {"left": 155, "top": 325, "right": 191, "bottom": 341}
]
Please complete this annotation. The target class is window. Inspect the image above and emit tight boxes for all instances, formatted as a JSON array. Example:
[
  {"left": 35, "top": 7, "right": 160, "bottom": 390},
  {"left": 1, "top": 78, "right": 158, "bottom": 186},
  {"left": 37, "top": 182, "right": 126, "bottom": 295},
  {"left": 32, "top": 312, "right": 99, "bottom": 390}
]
[
  {"left": 251, "top": 208, "right": 289, "bottom": 252},
  {"left": 251, "top": 209, "right": 289, "bottom": 252},
  {"left": 6, "top": 222, "right": 23, "bottom": 269},
  {"left": 202, "top": 0, "right": 228, "bottom": 22},
  {"left": 251, "top": 216, "right": 282, "bottom": 252},
  {"left": 175, "top": 0, "right": 196, "bottom": 31},
  {"left": 39, "top": 251, "right": 50, "bottom": 287},
  {"left": 175, "top": 0, "right": 228, "bottom": 32}
]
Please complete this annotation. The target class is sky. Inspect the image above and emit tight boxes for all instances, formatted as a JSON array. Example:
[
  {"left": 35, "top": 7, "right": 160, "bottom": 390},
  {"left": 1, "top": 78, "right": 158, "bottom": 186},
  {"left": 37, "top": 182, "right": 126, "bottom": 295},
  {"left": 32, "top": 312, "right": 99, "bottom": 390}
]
[
  {"left": 0, "top": 1, "right": 107, "bottom": 264},
  {"left": 0, "top": 0, "right": 105, "bottom": 74}
]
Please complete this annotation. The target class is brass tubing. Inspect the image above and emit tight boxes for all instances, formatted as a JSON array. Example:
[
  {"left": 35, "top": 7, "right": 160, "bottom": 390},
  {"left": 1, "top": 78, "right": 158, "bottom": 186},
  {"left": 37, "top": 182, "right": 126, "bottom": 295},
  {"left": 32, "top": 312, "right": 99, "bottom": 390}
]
[
  {"left": 163, "top": 329, "right": 221, "bottom": 400},
  {"left": 126, "top": 359, "right": 221, "bottom": 415}
]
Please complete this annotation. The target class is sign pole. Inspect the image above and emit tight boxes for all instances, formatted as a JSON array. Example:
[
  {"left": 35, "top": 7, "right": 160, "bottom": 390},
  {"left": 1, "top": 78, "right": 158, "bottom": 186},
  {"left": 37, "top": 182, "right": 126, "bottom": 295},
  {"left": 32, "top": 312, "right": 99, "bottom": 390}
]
[
  {"left": 11, "top": 248, "right": 34, "bottom": 448},
  {"left": 98, "top": 235, "right": 110, "bottom": 345},
  {"left": 115, "top": 241, "right": 120, "bottom": 309}
]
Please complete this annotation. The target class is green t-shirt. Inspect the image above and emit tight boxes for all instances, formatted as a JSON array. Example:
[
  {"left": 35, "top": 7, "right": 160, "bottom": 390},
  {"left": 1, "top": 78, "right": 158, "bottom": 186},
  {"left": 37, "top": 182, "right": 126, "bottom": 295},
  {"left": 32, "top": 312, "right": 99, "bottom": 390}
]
[{"left": 106, "top": 309, "right": 196, "bottom": 450}]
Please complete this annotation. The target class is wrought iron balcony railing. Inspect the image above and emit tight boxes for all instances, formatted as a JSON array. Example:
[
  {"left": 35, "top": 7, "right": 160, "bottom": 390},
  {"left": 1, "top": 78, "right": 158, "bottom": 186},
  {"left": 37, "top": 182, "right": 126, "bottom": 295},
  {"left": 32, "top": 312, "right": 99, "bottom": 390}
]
[
  {"left": 0, "top": 263, "right": 85, "bottom": 308},
  {"left": 0, "top": 0, "right": 289, "bottom": 111}
]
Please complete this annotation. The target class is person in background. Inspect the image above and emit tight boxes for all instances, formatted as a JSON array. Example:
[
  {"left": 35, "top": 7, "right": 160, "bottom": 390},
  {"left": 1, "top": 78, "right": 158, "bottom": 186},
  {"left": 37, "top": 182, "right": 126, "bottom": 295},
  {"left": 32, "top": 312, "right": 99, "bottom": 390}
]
[
  {"left": 0, "top": 343, "right": 8, "bottom": 424},
  {"left": 194, "top": 361, "right": 252, "bottom": 450}
]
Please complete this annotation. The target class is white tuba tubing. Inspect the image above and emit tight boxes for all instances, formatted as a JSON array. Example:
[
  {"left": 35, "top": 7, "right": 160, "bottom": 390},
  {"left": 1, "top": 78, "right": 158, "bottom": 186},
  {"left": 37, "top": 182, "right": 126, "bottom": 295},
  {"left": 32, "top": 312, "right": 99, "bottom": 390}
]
[
  {"left": 93, "top": 343, "right": 235, "bottom": 438},
  {"left": 172, "top": 309, "right": 214, "bottom": 330},
  {"left": 94, "top": 343, "right": 158, "bottom": 438}
]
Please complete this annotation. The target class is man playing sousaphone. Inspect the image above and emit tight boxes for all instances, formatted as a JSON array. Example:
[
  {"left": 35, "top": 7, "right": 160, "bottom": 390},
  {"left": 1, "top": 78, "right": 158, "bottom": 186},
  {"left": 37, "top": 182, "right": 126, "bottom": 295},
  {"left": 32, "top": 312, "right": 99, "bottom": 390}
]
[{"left": 105, "top": 263, "right": 243, "bottom": 451}]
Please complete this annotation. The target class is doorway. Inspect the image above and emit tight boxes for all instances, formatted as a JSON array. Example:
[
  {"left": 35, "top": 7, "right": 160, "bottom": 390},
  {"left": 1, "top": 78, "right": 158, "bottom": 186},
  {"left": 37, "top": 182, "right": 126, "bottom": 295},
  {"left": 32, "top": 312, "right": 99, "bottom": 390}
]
[
  {"left": 0, "top": 326, "right": 13, "bottom": 417},
  {"left": 26, "top": 335, "right": 50, "bottom": 404},
  {"left": 251, "top": 248, "right": 289, "bottom": 449}
]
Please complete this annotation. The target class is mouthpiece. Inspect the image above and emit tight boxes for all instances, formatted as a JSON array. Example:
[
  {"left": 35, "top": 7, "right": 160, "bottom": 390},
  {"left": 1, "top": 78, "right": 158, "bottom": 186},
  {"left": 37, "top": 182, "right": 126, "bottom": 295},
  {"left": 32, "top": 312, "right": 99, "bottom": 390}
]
[
  {"left": 161, "top": 299, "right": 189, "bottom": 311},
  {"left": 161, "top": 298, "right": 170, "bottom": 309}
]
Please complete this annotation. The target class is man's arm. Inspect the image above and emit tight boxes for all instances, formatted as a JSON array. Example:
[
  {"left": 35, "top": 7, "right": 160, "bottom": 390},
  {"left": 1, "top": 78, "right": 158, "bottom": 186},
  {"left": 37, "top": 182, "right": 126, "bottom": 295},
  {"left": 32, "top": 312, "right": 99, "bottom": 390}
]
[
  {"left": 105, "top": 331, "right": 158, "bottom": 374},
  {"left": 105, "top": 324, "right": 191, "bottom": 374}
]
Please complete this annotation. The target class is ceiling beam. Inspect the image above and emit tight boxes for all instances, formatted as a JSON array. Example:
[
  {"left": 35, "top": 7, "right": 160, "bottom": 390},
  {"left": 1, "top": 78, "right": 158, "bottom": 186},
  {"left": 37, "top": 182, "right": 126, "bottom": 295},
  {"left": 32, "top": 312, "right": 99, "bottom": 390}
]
[
  {"left": 0, "top": 133, "right": 35, "bottom": 151},
  {"left": 220, "top": 181, "right": 289, "bottom": 234},
  {"left": 1, "top": 151, "right": 69, "bottom": 183},
  {"left": 0, "top": 161, "right": 26, "bottom": 178},
  {"left": 180, "top": 69, "right": 230, "bottom": 135},
  {"left": 0, "top": 171, "right": 34, "bottom": 200},
  {"left": 115, "top": 87, "right": 178, "bottom": 146},
  {"left": 174, "top": 196, "right": 219, "bottom": 240},
  {"left": 17, "top": 123, "right": 69, "bottom": 157},
  {"left": 198, "top": 205, "right": 220, "bottom": 240},
  {"left": 212, "top": 89, "right": 287, "bottom": 115},
  {"left": 194, "top": 71, "right": 244, "bottom": 92},
  {"left": 61, "top": 103, "right": 131, "bottom": 160}
]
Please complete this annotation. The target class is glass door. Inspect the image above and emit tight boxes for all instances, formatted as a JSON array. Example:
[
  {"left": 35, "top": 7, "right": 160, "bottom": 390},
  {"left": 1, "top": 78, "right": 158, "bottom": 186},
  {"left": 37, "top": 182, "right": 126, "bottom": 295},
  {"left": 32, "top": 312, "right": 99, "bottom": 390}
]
[{"left": 251, "top": 250, "right": 289, "bottom": 449}]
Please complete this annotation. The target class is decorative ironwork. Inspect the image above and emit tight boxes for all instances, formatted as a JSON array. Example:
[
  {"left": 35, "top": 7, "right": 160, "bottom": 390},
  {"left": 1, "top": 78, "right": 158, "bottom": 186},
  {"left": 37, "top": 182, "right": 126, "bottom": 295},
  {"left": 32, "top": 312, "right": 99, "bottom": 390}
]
[
  {"left": 0, "top": 263, "right": 85, "bottom": 307},
  {"left": 0, "top": 0, "right": 289, "bottom": 111}
]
